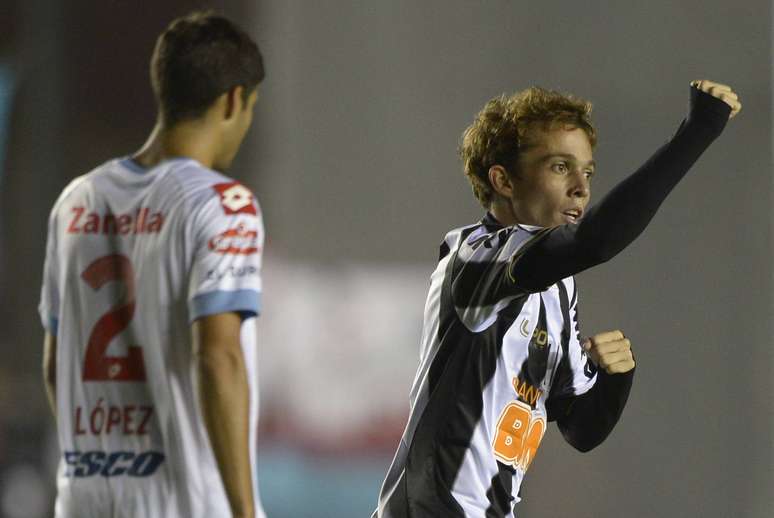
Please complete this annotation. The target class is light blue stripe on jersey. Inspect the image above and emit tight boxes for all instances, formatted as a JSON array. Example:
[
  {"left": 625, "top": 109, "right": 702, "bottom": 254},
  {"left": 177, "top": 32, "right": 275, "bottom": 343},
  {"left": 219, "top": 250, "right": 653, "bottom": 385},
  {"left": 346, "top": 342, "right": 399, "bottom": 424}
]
[
  {"left": 120, "top": 157, "right": 147, "bottom": 174},
  {"left": 190, "top": 289, "right": 262, "bottom": 322},
  {"left": 49, "top": 316, "right": 58, "bottom": 335}
]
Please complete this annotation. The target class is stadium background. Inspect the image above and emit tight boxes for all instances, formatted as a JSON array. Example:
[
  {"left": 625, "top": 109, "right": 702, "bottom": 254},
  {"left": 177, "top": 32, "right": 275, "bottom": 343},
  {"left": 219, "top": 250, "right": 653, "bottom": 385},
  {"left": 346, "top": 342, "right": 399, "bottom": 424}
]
[{"left": 0, "top": 1, "right": 771, "bottom": 517}]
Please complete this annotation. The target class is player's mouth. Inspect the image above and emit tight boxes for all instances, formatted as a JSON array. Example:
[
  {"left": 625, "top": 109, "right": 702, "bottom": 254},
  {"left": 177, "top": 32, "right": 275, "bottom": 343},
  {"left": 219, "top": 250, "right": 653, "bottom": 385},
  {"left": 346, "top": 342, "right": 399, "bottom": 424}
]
[{"left": 562, "top": 208, "right": 583, "bottom": 224}]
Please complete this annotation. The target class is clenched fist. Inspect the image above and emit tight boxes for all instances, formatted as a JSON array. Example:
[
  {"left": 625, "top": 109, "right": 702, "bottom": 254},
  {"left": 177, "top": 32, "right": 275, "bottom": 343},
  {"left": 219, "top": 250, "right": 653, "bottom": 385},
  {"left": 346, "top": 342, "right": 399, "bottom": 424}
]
[
  {"left": 582, "top": 330, "right": 635, "bottom": 375},
  {"left": 691, "top": 79, "right": 742, "bottom": 118}
]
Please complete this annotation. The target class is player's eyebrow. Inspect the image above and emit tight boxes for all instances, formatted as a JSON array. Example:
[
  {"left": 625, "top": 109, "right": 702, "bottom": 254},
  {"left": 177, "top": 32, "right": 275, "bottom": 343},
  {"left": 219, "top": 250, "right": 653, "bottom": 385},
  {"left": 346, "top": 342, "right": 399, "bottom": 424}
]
[{"left": 541, "top": 153, "right": 596, "bottom": 168}]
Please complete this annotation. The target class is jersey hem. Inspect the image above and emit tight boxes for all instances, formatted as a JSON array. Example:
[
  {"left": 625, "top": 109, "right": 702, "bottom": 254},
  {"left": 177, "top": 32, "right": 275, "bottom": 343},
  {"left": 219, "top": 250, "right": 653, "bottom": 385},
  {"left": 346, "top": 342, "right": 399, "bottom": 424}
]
[{"left": 189, "top": 289, "right": 262, "bottom": 322}]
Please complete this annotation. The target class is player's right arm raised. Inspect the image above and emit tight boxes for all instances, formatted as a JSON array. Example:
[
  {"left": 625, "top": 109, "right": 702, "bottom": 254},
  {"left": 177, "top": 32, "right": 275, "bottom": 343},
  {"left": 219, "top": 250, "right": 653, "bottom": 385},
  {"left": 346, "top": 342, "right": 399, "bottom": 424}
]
[
  {"left": 513, "top": 80, "right": 741, "bottom": 291},
  {"left": 195, "top": 312, "right": 255, "bottom": 518}
]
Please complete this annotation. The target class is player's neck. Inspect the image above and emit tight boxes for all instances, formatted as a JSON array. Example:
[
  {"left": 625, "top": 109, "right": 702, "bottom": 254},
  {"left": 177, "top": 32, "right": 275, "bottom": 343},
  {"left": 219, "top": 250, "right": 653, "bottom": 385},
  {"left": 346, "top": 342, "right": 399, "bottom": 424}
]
[
  {"left": 489, "top": 201, "right": 519, "bottom": 227},
  {"left": 133, "top": 120, "right": 220, "bottom": 169}
]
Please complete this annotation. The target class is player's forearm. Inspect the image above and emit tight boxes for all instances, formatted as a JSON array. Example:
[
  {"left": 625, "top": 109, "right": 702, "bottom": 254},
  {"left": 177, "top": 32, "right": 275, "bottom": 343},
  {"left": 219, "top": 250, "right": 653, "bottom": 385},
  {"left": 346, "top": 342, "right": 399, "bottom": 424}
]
[
  {"left": 42, "top": 334, "right": 57, "bottom": 419},
  {"left": 197, "top": 347, "right": 255, "bottom": 518},
  {"left": 549, "top": 368, "right": 635, "bottom": 452},
  {"left": 514, "top": 88, "right": 731, "bottom": 291},
  {"left": 572, "top": 87, "right": 730, "bottom": 259},
  {"left": 43, "top": 378, "right": 57, "bottom": 419}
]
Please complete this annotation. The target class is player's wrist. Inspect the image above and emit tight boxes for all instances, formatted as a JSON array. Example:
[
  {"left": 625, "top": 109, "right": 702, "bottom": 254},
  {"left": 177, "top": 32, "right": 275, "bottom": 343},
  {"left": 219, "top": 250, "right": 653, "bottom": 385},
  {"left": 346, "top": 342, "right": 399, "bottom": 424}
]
[
  {"left": 230, "top": 494, "right": 255, "bottom": 518},
  {"left": 233, "top": 509, "right": 255, "bottom": 518},
  {"left": 686, "top": 86, "right": 732, "bottom": 134}
]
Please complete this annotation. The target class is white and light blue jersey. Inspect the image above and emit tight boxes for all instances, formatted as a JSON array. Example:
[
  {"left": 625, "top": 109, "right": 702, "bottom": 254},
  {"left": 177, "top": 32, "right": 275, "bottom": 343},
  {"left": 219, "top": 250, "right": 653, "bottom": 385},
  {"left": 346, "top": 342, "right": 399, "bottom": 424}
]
[{"left": 39, "top": 157, "right": 265, "bottom": 518}]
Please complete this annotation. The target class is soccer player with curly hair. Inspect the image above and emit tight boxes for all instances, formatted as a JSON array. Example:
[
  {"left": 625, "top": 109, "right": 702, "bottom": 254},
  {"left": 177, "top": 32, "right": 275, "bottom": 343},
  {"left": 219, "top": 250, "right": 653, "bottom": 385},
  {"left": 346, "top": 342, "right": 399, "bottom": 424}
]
[{"left": 374, "top": 80, "right": 740, "bottom": 517}]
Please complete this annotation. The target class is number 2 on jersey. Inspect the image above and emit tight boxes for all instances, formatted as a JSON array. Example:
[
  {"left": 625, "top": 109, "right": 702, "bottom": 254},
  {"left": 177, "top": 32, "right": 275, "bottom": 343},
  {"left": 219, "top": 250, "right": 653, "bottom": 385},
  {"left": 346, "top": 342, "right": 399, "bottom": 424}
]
[
  {"left": 81, "top": 254, "right": 146, "bottom": 381},
  {"left": 492, "top": 400, "right": 545, "bottom": 471}
]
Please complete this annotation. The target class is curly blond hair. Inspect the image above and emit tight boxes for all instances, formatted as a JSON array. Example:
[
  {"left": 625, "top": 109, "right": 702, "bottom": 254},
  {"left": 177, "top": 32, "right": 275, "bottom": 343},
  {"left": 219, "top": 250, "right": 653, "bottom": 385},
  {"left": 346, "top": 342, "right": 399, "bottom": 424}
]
[{"left": 460, "top": 87, "right": 596, "bottom": 208}]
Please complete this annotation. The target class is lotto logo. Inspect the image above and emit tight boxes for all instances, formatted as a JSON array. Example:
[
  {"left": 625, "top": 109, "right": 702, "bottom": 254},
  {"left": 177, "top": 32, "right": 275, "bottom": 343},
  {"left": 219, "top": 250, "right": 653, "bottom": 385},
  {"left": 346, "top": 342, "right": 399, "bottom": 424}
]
[{"left": 213, "top": 182, "right": 257, "bottom": 215}]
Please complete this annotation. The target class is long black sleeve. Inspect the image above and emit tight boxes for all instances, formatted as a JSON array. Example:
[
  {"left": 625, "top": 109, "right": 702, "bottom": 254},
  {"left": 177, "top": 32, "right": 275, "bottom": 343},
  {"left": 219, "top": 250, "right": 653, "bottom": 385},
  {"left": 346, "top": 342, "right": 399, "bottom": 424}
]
[
  {"left": 546, "top": 367, "right": 635, "bottom": 452},
  {"left": 512, "top": 87, "right": 732, "bottom": 291}
]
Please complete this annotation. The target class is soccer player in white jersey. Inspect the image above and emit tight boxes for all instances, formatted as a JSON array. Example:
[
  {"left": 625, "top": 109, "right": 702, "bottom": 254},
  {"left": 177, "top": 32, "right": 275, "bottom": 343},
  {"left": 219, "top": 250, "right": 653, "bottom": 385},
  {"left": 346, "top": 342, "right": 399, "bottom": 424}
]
[
  {"left": 374, "top": 80, "right": 741, "bottom": 517},
  {"left": 39, "top": 11, "right": 266, "bottom": 518}
]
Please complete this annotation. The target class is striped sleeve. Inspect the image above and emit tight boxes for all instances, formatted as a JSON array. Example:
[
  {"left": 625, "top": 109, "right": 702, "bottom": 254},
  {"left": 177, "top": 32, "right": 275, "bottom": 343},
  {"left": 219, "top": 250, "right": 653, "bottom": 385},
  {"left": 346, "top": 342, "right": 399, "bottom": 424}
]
[
  {"left": 547, "top": 278, "right": 597, "bottom": 401},
  {"left": 450, "top": 226, "right": 543, "bottom": 332}
]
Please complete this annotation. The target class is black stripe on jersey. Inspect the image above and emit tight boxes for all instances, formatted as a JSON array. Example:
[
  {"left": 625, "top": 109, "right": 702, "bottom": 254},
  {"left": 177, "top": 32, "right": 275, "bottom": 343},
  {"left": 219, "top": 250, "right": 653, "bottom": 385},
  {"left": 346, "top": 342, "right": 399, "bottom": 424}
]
[
  {"left": 547, "top": 281, "right": 573, "bottom": 400},
  {"left": 439, "top": 240, "right": 451, "bottom": 261},
  {"left": 429, "top": 227, "right": 481, "bottom": 393},
  {"left": 518, "top": 295, "right": 550, "bottom": 396},
  {"left": 400, "top": 248, "right": 529, "bottom": 517},
  {"left": 484, "top": 462, "right": 516, "bottom": 518},
  {"left": 558, "top": 281, "right": 572, "bottom": 358},
  {"left": 450, "top": 259, "right": 518, "bottom": 310}
]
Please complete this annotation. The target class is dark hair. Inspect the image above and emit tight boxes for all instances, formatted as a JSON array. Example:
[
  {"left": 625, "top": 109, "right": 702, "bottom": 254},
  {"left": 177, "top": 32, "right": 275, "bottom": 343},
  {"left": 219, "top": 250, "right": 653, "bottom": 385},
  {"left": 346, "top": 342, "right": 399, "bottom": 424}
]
[
  {"left": 150, "top": 11, "right": 265, "bottom": 125},
  {"left": 460, "top": 87, "right": 596, "bottom": 208}
]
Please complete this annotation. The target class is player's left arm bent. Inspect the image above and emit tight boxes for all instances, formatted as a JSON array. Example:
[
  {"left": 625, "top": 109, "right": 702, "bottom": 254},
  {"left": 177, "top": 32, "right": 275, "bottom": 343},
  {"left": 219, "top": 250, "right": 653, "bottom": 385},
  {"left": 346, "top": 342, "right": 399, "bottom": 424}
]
[{"left": 547, "top": 330, "right": 635, "bottom": 453}]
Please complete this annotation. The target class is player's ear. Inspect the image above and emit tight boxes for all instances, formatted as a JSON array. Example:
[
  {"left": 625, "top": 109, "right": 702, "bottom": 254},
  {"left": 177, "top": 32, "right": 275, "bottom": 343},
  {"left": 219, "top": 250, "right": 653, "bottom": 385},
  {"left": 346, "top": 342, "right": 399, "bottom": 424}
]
[
  {"left": 488, "top": 165, "right": 514, "bottom": 199},
  {"left": 221, "top": 86, "right": 245, "bottom": 122}
]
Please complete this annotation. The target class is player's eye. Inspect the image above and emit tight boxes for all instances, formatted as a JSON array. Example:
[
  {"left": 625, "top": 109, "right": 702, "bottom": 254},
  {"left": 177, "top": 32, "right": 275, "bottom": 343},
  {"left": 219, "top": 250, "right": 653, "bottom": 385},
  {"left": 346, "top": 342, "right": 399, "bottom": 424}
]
[
  {"left": 584, "top": 170, "right": 595, "bottom": 179},
  {"left": 551, "top": 162, "right": 569, "bottom": 174}
]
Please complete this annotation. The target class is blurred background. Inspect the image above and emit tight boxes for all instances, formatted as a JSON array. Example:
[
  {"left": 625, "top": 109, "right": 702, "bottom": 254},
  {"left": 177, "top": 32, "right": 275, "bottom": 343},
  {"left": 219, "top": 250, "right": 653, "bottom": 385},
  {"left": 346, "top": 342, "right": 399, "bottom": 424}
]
[{"left": 0, "top": 1, "right": 771, "bottom": 517}]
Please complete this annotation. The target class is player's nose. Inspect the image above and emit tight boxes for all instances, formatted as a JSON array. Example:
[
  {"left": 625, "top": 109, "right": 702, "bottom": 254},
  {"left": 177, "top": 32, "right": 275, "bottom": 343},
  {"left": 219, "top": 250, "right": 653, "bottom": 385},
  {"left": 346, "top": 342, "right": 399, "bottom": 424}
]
[{"left": 568, "top": 171, "right": 590, "bottom": 199}]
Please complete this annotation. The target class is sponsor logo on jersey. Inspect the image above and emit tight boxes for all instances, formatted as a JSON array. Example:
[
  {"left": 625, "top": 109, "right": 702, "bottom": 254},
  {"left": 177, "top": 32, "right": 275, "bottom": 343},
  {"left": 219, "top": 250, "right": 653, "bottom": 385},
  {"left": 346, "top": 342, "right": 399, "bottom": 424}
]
[
  {"left": 67, "top": 206, "right": 164, "bottom": 235},
  {"left": 208, "top": 224, "right": 260, "bottom": 255},
  {"left": 213, "top": 182, "right": 257, "bottom": 215},
  {"left": 519, "top": 318, "right": 530, "bottom": 337},
  {"left": 63, "top": 450, "right": 165, "bottom": 478},
  {"left": 530, "top": 326, "right": 549, "bottom": 349},
  {"left": 206, "top": 265, "right": 258, "bottom": 281},
  {"left": 511, "top": 376, "right": 543, "bottom": 407}
]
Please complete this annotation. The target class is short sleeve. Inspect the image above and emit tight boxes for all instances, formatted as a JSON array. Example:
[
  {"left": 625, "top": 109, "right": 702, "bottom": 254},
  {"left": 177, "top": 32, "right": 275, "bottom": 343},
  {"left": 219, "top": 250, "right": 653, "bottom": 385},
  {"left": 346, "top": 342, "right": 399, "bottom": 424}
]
[
  {"left": 187, "top": 182, "right": 264, "bottom": 322},
  {"left": 547, "top": 280, "right": 597, "bottom": 401},
  {"left": 38, "top": 209, "right": 60, "bottom": 335}
]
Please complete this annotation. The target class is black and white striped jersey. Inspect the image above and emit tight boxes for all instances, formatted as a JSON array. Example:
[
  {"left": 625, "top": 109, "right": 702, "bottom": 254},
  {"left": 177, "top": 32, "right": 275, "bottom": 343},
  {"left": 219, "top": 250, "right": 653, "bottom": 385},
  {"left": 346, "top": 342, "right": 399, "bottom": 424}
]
[
  {"left": 374, "top": 214, "right": 597, "bottom": 518},
  {"left": 374, "top": 87, "right": 733, "bottom": 518}
]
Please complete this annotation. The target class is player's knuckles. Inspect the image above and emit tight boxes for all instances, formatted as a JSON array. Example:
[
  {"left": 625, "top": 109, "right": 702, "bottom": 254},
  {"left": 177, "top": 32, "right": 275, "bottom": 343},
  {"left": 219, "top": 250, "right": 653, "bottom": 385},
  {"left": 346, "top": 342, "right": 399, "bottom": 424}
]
[
  {"left": 603, "top": 339, "right": 630, "bottom": 352},
  {"left": 597, "top": 351, "right": 622, "bottom": 368},
  {"left": 601, "top": 350, "right": 630, "bottom": 366},
  {"left": 597, "top": 339, "right": 627, "bottom": 354},
  {"left": 606, "top": 358, "right": 635, "bottom": 374},
  {"left": 593, "top": 330, "right": 624, "bottom": 343},
  {"left": 718, "top": 93, "right": 738, "bottom": 107},
  {"left": 594, "top": 343, "right": 617, "bottom": 356},
  {"left": 703, "top": 80, "right": 731, "bottom": 92}
]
